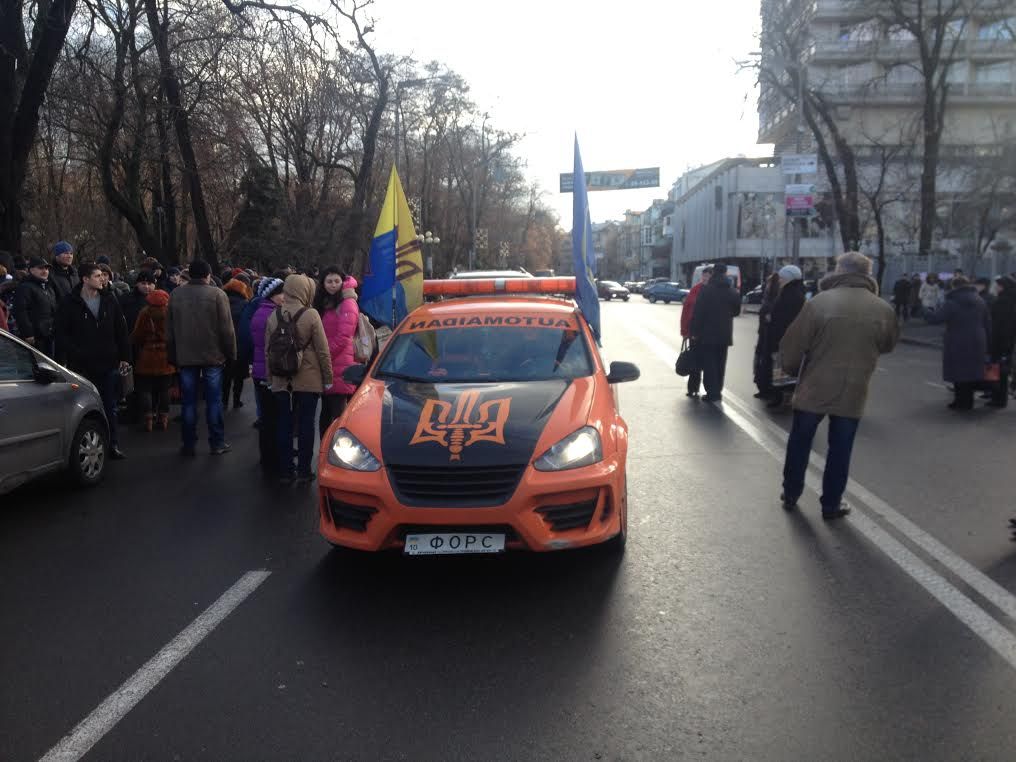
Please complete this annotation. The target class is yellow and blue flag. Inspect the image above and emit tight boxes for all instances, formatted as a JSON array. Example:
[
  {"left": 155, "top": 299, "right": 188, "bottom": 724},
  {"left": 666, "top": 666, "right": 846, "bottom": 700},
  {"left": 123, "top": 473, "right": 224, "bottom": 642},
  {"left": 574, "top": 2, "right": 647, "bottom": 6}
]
[
  {"left": 360, "top": 166, "right": 424, "bottom": 327},
  {"left": 572, "top": 136, "right": 601, "bottom": 343}
]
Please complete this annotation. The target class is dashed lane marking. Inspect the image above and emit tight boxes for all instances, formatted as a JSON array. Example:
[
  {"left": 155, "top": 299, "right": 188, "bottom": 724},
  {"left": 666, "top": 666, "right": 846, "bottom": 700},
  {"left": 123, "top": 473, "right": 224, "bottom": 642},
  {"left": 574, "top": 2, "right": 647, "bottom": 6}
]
[
  {"left": 40, "top": 570, "right": 271, "bottom": 762},
  {"left": 629, "top": 328, "right": 1016, "bottom": 672}
]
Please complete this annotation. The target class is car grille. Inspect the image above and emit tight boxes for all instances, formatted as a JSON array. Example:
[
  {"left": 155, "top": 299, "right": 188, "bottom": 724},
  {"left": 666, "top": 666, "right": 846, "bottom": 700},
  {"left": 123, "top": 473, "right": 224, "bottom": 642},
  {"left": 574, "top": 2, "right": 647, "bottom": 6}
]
[
  {"left": 536, "top": 498, "right": 599, "bottom": 531},
  {"left": 387, "top": 464, "right": 526, "bottom": 507},
  {"left": 325, "top": 494, "right": 377, "bottom": 532}
]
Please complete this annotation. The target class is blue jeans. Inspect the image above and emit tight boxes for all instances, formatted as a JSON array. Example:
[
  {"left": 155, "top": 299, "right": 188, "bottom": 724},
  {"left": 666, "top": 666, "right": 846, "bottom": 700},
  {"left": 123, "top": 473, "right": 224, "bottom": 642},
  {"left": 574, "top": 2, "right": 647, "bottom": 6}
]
[
  {"left": 179, "top": 366, "right": 225, "bottom": 450},
  {"left": 276, "top": 391, "right": 319, "bottom": 477},
  {"left": 782, "top": 410, "right": 860, "bottom": 512}
]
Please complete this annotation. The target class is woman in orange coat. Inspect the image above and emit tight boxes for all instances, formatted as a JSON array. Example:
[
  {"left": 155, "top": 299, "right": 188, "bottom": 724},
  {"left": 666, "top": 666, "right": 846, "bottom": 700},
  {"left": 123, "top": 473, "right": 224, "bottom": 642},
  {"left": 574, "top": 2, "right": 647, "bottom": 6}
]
[{"left": 130, "top": 289, "right": 176, "bottom": 431}]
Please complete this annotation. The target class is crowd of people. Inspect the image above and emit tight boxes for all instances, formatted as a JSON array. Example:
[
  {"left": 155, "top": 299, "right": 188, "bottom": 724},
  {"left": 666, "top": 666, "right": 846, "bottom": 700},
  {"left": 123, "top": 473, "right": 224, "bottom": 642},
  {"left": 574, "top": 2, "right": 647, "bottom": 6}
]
[{"left": 0, "top": 243, "right": 365, "bottom": 484}]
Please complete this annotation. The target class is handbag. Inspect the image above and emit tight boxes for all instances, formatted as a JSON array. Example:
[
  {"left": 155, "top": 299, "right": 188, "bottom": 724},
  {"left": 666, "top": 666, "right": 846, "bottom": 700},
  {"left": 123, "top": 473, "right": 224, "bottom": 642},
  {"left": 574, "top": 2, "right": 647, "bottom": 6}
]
[
  {"left": 119, "top": 364, "right": 135, "bottom": 397},
  {"left": 770, "top": 352, "right": 798, "bottom": 387},
  {"left": 675, "top": 339, "right": 698, "bottom": 377}
]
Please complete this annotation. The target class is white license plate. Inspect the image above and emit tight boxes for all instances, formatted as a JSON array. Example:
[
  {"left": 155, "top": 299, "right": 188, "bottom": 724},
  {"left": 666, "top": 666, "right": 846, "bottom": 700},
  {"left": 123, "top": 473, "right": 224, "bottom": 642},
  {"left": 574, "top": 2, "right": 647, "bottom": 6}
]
[{"left": 404, "top": 532, "right": 506, "bottom": 556}]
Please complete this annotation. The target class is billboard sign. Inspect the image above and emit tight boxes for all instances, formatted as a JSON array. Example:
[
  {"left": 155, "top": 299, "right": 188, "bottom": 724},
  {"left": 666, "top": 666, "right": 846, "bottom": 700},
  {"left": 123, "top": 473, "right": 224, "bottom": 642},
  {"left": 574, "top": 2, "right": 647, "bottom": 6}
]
[
  {"left": 560, "top": 167, "right": 660, "bottom": 193},
  {"left": 785, "top": 183, "right": 816, "bottom": 217},
  {"left": 781, "top": 154, "right": 818, "bottom": 175}
]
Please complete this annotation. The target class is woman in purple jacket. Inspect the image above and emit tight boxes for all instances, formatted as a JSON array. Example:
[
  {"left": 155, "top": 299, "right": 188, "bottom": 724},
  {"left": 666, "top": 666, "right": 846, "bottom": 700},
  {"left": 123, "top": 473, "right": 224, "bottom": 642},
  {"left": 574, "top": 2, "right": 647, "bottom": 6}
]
[
  {"left": 316, "top": 267, "right": 360, "bottom": 438},
  {"left": 251, "top": 277, "right": 285, "bottom": 474}
]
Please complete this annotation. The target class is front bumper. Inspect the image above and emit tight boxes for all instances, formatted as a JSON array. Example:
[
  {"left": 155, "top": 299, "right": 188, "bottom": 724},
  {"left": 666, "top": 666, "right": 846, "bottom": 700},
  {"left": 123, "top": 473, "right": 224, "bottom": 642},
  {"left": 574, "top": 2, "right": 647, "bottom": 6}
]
[{"left": 317, "top": 455, "right": 625, "bottom": 553}]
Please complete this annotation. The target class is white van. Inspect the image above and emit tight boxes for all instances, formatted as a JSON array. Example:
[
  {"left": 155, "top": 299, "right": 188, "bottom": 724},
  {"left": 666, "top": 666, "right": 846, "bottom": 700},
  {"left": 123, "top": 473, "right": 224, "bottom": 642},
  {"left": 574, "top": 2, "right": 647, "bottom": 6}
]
[{"left": 691, "top": 264, "right": 741, "bottom": 292}]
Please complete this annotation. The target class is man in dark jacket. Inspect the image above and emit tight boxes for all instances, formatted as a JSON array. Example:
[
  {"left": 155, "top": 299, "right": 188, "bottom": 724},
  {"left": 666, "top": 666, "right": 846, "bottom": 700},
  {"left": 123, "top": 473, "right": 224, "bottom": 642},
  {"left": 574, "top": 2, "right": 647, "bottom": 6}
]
[
  {"left": 766, "top": 265, "right": 808, "bottom": 407},
  {"left": 55, "top": 262, "right": 130, "bottom": 458},
  {"left": 49, "top": 240, "right": 79, "bottom": 303},
  {"left": 689, "top": 262, "right": 741, "bottom": 402},
  {"left": 988, "top": 276, "right": 1016, "bottom": 408},
  {"left": 892, "top": 274, "right": 912, "bottom": 321},
  {"left": 12, "top": 256, "right": 59, "bottom": 356},
  {"left": 119, "top": 270, "right": 156, "bottom": 336}
]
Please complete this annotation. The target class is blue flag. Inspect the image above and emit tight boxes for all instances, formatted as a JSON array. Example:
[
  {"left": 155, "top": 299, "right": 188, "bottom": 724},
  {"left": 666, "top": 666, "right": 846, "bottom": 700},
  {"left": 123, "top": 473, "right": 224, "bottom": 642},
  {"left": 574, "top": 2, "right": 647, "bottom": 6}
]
[{"left": 572, "top": 136, "right": 601, "bottom": 343}]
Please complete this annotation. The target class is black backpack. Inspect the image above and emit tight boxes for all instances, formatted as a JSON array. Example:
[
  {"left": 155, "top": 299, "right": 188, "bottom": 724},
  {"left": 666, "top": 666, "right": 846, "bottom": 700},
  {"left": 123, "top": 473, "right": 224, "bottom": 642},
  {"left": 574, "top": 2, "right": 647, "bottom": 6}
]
[{"left": 267, "top": 306, "right": 308, "bottom": 378}]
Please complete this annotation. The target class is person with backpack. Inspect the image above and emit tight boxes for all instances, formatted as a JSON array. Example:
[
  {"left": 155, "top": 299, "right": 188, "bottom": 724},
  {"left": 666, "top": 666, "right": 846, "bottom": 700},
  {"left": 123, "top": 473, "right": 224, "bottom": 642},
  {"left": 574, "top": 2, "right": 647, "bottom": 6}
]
[
  {"left": 265, "top": 274, "right": 333, "bottom": 484},
  {"left": 130, "top": 289, "right": 175, "bottom": 431},
  {"left": 316, "top": 268, "right": 361, "bottom": 438},
  {"left": 222, "top": 275, "right": 252, "bottom": 409}
]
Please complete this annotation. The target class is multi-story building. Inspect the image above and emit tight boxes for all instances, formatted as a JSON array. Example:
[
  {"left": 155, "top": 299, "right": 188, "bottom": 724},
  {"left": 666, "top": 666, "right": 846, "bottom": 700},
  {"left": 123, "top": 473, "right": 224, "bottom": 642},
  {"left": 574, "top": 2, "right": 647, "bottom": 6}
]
[
  {"left": 669, "top": 157, "right": 787, "bottom": 286},
  {"left": 758, "top": 0, "right": 1016, "bottom": 276}
]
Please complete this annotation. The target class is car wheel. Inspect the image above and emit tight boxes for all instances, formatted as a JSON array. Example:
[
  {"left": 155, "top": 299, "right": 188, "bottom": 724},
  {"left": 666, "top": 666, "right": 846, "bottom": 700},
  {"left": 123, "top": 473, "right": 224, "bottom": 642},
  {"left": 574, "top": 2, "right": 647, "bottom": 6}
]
[
  {"left": 69, "top": 416, "right": 107, "bottom": 487},
  {"left": 603, "top": 294, "right": 611, "bottom": 301},
  {"left": 648, "top": 295, "right": 657, "bottom": 303},
  {"left": 663, "top": 299, "right": 671, "bottom": 304},
  {"left": 623, "top": 296, "right": 629, "bottom": 301},
  {"left": 605, "top": 481, "right": 627, "bottom": 554}
]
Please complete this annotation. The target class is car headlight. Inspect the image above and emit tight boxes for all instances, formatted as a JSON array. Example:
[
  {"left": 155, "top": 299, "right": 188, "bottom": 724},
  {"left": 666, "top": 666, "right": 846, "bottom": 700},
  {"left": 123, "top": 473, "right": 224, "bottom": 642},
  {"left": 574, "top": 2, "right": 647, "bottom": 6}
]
[
  {"left": 533, "top": 426, "right": 602, "bottom": 471},
  {"left": 327, "top": 429, "right": 381, "bottom": 471}
]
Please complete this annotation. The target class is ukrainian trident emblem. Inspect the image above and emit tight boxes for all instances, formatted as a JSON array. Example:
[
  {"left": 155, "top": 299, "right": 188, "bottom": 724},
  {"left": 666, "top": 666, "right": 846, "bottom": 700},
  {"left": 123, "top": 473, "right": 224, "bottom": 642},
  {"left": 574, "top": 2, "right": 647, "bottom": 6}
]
[{"left": 410, "top": 391, "right": 511, "bottom": 462}]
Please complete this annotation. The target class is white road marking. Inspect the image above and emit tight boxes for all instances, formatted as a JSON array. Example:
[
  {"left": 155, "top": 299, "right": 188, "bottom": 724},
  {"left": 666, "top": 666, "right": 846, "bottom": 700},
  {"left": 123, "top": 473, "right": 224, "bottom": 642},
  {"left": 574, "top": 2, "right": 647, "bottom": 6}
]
[
  {"left": 40, "top": 570, "right": 271, "bottom": 762},
  {"left": 925, "top": 381, "right": 948, "bottom": 390},
  {"left": 630, "top": 329, "right": 1016, "bottom": 671}
]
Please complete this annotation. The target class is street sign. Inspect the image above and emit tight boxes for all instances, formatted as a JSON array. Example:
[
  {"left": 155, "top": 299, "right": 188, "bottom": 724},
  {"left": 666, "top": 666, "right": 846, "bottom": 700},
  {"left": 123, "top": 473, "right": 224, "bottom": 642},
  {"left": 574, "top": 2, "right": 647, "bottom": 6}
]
[
  {"left": 785, "top": 183, "right": 815, "bottom": 218},
  {"left": 560, "top": 167, "right": 660, "bottom": 193},
  {"left": 781, "top": 154, "right": 818, "bottom": 175}
]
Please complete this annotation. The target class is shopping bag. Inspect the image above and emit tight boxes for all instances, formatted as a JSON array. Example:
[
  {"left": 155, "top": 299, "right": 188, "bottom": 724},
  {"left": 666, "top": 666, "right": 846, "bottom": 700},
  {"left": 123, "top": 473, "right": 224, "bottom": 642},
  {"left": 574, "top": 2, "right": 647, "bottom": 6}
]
[
  {"left": 675, "top": 339, "right": 697, "bottom": 377},
  {"left": 770, "top": 352, "right": 799, "bottom": 387},
  {"left": 119, "top": 364, "right": 135, "bottom": 397}
]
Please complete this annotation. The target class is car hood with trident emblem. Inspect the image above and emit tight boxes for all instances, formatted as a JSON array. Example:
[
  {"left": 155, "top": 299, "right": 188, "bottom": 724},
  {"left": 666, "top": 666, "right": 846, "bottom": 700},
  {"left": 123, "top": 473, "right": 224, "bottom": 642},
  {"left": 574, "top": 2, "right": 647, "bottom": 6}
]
[{"left": 379, "top": 379, "right": 582, "bottom": 468}]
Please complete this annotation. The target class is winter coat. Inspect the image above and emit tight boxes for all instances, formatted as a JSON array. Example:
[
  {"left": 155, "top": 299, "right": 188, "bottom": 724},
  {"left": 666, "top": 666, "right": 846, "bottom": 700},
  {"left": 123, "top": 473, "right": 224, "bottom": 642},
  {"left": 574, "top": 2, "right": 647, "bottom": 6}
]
[
  {"left": 250, "top": 299, "right": 275, "bottom": 381},
  {"left": 680, "top": 282, "right": 705, "bottom": 338},
  {"left": 49, "top": 262, "right": 79, "bottom": 303},
  {"left": 892, "top": 278, "right": 911, "bottom": 306},
  {"left": 689, "top": 276, "right": 741, "bottom": 346},
  {"left": 926, "top": 285, "right": 991, "bottom": 383},
  {"left": 265, "top": 274, "right": 333, "bottom": 394},
  {"left": 166, "top": 282, "right": 236, "bottom": 367},
  {"left": 989, "top": 289, "right": 1016, "bottom": 361},
  {"left": 118, "top": 287, "right": 151, "bottom": 341},
  {"left": 780, "top": 272, "right": 898, "bottom": 419},
  {"left": 12, "top": 275, "right": 58, "bottom": 342},
  {"left": 767, "top": 279, "right": 807, "bottom": 353},
  {"left": 237, "top": 296, "right": 263, "bottom": 370},
  {"left": 919, "top": 282, "right": 943, "bottom": 311},
  {"left": 54, "top": 287, "right": 130, "bottom": 377},
  {"left": 130, "top": 302, "right": 175, "bottom": 377},
  {"left": 321, "top": 276, "right": 360, "bottom": 395}
]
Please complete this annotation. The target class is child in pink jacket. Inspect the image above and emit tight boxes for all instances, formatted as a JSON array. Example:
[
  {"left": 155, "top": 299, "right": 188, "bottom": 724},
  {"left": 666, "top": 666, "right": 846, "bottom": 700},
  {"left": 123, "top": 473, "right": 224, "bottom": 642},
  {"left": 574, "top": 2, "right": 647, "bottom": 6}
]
[{"left": 317, "top": 269, "right": 360, "bottom": 438}]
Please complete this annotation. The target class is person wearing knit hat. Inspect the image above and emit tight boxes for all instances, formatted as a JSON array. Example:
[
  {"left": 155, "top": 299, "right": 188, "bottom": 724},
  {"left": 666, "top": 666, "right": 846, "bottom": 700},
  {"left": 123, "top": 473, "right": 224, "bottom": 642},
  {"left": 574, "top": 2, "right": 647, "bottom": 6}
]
[
  {"left": 249, "top": 276, "right": 287, "bottom": 471},
  {"left": 50, "top": 240, "right": 79, "bottom": 303},
  {"left": 130, "top": 289, "right": 175, "bottom": 431},
  {"left": 316, "top": 267, "right": 360, "bottom": 438},
  {"left": 778, "top": 265, "right": 802, "bottom": 283}
]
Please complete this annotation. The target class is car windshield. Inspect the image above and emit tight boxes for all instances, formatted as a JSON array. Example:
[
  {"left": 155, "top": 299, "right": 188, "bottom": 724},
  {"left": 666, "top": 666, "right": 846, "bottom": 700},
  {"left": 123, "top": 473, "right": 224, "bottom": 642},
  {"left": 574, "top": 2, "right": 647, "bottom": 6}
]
[{"left": 375, "top": 322, "right": 594, "bottom": 383}]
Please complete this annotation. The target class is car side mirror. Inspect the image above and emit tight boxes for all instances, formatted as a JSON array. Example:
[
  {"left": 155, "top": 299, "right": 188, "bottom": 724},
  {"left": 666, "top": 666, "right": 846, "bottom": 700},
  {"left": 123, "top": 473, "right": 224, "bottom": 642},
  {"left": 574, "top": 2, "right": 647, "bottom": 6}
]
[
  {"left": 342, "top": 364, "right": 367, "bottom": 385},
  {"left": 33, "top": 364, "right": 63, "bottom": 385},
  {"left": 606, "top": 361, "right": 640, "bottom": 384}
]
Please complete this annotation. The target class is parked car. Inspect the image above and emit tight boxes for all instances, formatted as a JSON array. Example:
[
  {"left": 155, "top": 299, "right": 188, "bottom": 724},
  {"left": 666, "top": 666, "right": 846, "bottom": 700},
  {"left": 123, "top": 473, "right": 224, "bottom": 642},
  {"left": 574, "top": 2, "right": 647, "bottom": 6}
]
[
  {"left": 0, "top": 329, "right": 110, "bottom": 495},
  {"left": 743, "top": 285, "right": 764, "bottom": 305},
  {"left": 597, "top": 280, "right": 630, "bottom": 301},
  {"left": 644, "top": 282, "right": 689, "bottom": 304}
]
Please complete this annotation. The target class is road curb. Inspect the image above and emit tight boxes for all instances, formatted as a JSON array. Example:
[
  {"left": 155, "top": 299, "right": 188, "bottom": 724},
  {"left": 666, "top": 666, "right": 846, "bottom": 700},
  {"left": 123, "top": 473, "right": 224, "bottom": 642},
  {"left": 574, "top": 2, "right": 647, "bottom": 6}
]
[{"left": 899, "top": 336, "right": 942, "bottom": 349}]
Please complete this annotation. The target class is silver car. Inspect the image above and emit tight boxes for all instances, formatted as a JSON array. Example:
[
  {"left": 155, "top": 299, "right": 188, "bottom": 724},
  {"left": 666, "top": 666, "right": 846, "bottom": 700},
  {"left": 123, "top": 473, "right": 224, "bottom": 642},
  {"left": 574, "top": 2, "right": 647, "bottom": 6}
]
[{"left": 0, "top": 329, "right": 109, "bottom": 495}]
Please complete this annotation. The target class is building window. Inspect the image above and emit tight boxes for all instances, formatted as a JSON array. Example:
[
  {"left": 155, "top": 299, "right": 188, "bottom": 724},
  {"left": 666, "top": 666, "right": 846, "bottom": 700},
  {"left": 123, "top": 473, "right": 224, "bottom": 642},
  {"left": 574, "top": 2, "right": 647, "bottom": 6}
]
[
  {"left": 975, "top": 61, "right": 1012, "bottom": 83},
  {"left": 977, "top": 18, "right": 1016, "bottom": 40}
]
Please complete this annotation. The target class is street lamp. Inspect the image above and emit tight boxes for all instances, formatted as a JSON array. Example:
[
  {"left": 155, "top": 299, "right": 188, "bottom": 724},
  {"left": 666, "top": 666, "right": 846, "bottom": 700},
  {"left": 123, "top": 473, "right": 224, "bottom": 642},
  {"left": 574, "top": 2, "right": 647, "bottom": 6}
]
[
  {"left": 418, "top": 230, "right": 440, "bottom": 277},
  {"left": 470, "top": 112, "right": 491, "bottom": 271}
]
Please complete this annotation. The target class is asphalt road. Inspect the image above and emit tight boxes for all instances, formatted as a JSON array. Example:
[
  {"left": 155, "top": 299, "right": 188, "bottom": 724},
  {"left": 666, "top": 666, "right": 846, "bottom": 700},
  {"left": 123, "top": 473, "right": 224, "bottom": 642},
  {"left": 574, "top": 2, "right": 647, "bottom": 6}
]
[{"left": 3, "top": 298, "right": 1016, "bottom": 760}]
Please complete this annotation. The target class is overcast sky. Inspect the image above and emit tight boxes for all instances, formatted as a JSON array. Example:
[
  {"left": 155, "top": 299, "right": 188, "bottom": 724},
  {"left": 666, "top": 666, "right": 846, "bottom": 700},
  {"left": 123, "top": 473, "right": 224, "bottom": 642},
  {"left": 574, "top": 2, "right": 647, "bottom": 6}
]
[{"left": 373, "top": 0, "right": 771, "bottom": 226}]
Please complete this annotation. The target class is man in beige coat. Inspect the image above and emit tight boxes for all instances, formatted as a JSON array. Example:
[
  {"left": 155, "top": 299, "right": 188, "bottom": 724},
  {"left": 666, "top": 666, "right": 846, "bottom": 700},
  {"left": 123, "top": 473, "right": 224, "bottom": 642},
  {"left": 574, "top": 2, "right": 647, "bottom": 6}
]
[
  {"left": 779, "top": 252, "right": 898, "bottom": 519},
  {"left": 265, "top": 274, "right": 333, "bottom": 483}
]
